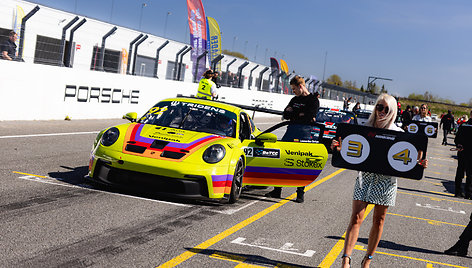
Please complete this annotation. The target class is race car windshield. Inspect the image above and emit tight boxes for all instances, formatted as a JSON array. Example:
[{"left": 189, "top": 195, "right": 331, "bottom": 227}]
[
  {"left": 138, "top": 101, "right": 238, "bottom": 137},
  {"left": 316, "top": 110, "right": 356, "bottom": 124}
]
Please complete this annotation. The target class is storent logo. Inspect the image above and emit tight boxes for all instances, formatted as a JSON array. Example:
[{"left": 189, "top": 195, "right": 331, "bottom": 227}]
[
  {"left": 285, "top": 150, "right": 316, "bottom": 157},
  {"left": 64, "top": 85, "right": 139, "bottom": 104}
]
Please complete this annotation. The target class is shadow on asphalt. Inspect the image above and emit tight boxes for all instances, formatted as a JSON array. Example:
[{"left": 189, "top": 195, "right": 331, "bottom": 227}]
[
  {"left": 46, "top": 166, "right": 273, "bottom": 208},
  {"left": 397, "top": 186, "right": 459, "bottom": 199},
  {"left": 325, "top": 236, "right": 444, "bottom": 255},
  {"left": 185, "top": 248, "right": 315, "bottom": 268}
]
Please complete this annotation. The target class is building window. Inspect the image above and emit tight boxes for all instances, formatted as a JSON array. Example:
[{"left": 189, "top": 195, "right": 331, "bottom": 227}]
[
  {"left": 90, "top": 45, "right": 120, "bottom": 73},
  {"left": 34, "top": 35, "right": 65, "bottom": 66}
]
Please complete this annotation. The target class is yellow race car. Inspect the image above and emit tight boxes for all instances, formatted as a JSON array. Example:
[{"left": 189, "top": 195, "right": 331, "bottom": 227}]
[{"left": 86, "top": 97, "right": 328, "bottom": 203}]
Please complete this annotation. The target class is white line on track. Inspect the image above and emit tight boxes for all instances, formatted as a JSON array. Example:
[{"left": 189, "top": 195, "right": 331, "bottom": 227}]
[
  {"left": 0, "top": 131, "right": 99, "bottom": 139},
  {"left": 209, "top": 198, "right": 266, "bottom": 215},
  {"left": 17, "top": 175, "right": 192, "bottom": 207}
]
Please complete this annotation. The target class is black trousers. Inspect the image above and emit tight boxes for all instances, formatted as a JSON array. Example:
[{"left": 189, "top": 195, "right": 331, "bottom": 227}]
[
  {"left": 455, "top": 151, "right": 472, "bottom": 197},
  {"left": 443, "top": 128, "right": 449, "bottom": 144}
]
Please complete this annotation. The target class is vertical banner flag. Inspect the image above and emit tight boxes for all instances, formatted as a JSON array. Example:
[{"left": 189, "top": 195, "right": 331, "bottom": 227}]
[
  {"left": 269, "top": 57, "right": 280, "bottom": 92},
  {"left": 206, "top": 17, "right": 221, "bottom": 73},
  {"left": 280, "top": 59, "right": 290, "bottom": 94},
  {"left": 186, "top": 0, "right": 207, "bottom": 80},
  {"left": 13, "top": 5, "right": 25, "bottom": 57}
]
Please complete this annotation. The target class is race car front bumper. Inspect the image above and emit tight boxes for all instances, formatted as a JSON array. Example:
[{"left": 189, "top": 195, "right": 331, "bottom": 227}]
[{"left": 87, "top": 159, "right": 210, "bottom": 199}]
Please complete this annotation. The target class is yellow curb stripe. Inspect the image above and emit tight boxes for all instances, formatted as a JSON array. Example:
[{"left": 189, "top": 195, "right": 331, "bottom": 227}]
[
  {"left": 317, "top": 204, "right": 375, "bottom": 267},
  {"left": 13, "top": 171, "right": 48, "bottom": 178},
  {"left": 156, "top": 169, "right": 346, "bottom": 268}
]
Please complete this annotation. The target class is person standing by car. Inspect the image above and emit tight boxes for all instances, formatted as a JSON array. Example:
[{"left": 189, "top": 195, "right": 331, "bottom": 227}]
[
  {"left": 197, "top": 70, "right": 217, "bottom": 100},
  {"left": 440, "top": 110, "right": 454, "bottom": 145},
  {"left": 265, "top": 75, "right": 319, "bottom": 203},
  {"left": 352, "top": 102, "right": 361, "bottom": 115},
  {"left": 1, "top": 31, "right": 18, "bottom": 61},
  {"left": 412, "top": 104, "right": 432, "bottom": 122},
  {"left": 454, "top": 110, "right": 472, "bottom": 199},
  {"left": 401, "top": 105, "right": 413, "bottom": 130},
  {"left": 331, "top": 93, "right": 428, "bottom": 267}
]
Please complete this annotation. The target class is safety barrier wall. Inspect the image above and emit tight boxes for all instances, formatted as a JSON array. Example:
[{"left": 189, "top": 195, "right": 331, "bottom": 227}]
[{"left": 0, "top": 61, "right": 371, "bottom": 121}]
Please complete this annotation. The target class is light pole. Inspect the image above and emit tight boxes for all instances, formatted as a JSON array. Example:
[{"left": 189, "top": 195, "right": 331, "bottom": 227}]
[
  {"left": 254, "top": 43, "right": 258, "bottom": 61},
  {"left": 243, "top": 40, "right": 248, "bottom": 55},
  {"left": 367, "top": 76, "right": 392, "bottom": 93},
  {"left": 232, "top": 36, "right": 237, "bottom": 51},
  {"left": 139, "top": 3, "right": 146, "bottom": 30},
  {"left": 164, "top": 11, "right": 171, "bottom": 37},
  {"left": 110, "top": 0, "right": 114, "bottom": 22}
]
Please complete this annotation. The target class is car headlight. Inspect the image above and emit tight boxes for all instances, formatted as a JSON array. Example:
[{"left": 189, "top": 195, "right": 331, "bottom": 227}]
[
  {"left": 202, "top": 144, "right": 226, "bottom": 164},
  {"left": 101, "top": 127, "right": 120, "bottom": 146}
]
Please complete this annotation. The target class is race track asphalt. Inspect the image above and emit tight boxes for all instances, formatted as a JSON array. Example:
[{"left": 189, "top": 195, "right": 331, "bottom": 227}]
[{"left": 0, "top": 118, "right": 470, "bottom": 267}]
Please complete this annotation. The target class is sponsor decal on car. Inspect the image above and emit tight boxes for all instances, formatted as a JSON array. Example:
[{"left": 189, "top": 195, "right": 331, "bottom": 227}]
[{"left": 244, "top": 147, "right": 280, "bottom": 158}]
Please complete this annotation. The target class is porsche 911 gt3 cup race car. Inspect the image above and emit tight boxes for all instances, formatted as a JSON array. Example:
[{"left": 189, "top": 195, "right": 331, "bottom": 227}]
[{"left": 86, "top": 97, "right": 328, "bottom": 203}]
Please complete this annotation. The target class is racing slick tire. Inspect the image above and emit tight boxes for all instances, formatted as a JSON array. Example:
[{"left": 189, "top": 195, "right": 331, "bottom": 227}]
[{"left": 228, "top": 157, "right": 244, "bottom": 204}]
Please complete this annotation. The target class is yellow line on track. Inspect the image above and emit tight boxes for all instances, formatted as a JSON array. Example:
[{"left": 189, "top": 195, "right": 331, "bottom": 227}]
[
  {"left": 155, "top": 169, "right": 346, "bottom": 268},
  {"left": 398, "top": 191, "right": 472, "bottom": 205},
  {"left": 317, "top": 204, "right": 375, "bottom": 267},
  {"left": 387, "top": 212, "right": 467, "bottom": 227},
  {"left": 13, "top": 171, "right": 48, "bottom": 178},
  {"left": 354, "top": 245, "right": 468, "bottom": 268},
  {"left": 426, "top": 171, "right": 456, "bottom": 177}
]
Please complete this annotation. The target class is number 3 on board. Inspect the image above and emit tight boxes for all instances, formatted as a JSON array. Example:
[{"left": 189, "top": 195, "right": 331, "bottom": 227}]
[{"left": 347, "top": 140, "right": 363, "bottom": 157}]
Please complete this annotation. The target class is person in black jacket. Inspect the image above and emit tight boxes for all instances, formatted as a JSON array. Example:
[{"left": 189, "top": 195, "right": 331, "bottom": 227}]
[
  {"left": 265, "top": 75, "right": 319, "bottom": 203},
  {"left": 440, "top": 110, "right": 454, "bottom": 145},
  {"left": 444, "top": 211, "right": 472, "bottom": 256},
  {"left": 401, "top": 105, "right": 412, "bottom": 130},
  {"left": 454, "top": 110, "right": 472, "bottom": 198}
]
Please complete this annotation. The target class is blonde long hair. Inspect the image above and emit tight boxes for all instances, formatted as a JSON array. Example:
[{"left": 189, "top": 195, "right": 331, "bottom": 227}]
[{"left": 366, "top": 93, "right": 398, "bottom": 129}]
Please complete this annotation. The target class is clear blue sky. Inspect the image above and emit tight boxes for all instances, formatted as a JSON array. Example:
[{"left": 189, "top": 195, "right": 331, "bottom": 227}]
[{"left": 30, "top": 0, "right": 472, "bottom": 104}]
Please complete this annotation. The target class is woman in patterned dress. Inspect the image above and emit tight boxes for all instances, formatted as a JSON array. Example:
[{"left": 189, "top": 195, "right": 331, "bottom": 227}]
[{"left": 331, "top": 94, "right": 428, "bottom": 267}]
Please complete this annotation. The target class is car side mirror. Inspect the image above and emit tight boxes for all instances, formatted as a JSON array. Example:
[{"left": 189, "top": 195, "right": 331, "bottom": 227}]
[
  {"left": 255, "top": 133, "right": 277, "bottom": 146},
  {"left": 123, "top": 112, "right": 137, "bottom": 122}
]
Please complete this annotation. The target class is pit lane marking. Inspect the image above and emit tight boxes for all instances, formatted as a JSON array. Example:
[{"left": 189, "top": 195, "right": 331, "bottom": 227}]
[
  {"left": 353, "top": 245, "right": 468, "bottom": 268},
  {"left": 156, "top": 168, "right": 346, "bottom": 268},
  {"left": 209, "top": 198, "right": 267, "bottom": 215},
  {"left": 415, "top": 203, "right": 466, "bottom": 214},
  {"left": 231, "top": 237, "right": 316, "bottom": 257},
  {"left": 397, "top": 191, "right": 472, "bottom": 205},
  {"left": 0, "top": 131, "right": 98, "bottom": 139},
  {"left": 13, "top": 171, "right": 192, "bottom": 207},
  {"left": 387, "top": 212, "right": 467, "bottom": 227},
  {"left": 425, "top": 171, "right": 456, "bottom": 177}
]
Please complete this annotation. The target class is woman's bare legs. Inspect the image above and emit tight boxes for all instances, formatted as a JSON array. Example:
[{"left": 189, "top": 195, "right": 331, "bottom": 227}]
[
  {"left": 361, "top": 204, "right": 388, "bottom": 268},
  {"left": 342, "top": 200, "right": 368, "bottom": 267}
]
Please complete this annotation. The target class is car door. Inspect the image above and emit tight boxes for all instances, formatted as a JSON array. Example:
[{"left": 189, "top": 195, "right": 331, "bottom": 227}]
[{"left": 240, "top": 121, "right": 328, "bottom": 187}]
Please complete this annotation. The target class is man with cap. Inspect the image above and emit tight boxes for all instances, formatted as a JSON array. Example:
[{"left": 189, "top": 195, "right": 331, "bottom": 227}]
[{"left": 197, "top": 70, "right": 218, "bottom": 100}]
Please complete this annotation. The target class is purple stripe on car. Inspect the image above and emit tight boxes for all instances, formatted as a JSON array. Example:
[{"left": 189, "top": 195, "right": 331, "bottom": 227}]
[
  {"left": 244, "top": 166, "right": 321, "bottom": 176},
  {"left": 212, "top": 174, "right": 233, "bottom": 181}
]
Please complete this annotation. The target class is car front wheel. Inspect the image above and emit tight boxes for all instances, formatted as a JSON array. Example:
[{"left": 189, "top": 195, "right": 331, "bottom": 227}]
[{"left": 228, "top": 157, "right": 244, "bottom": 204}]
